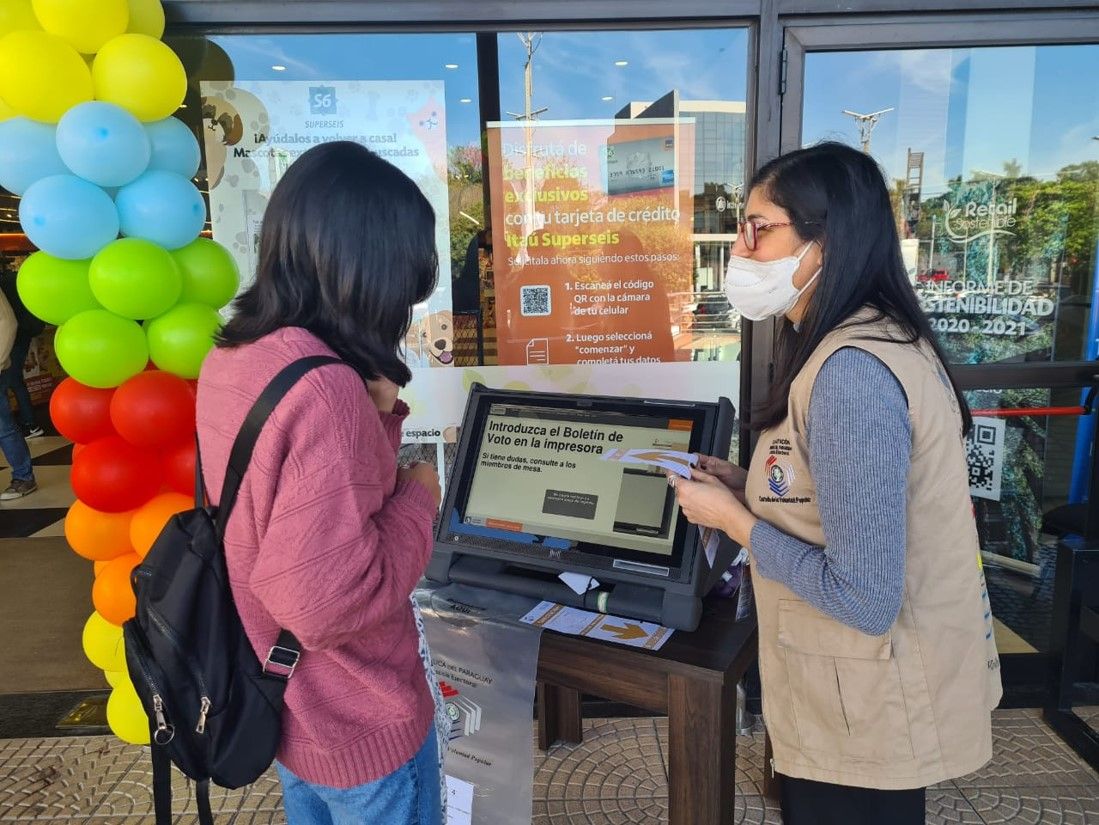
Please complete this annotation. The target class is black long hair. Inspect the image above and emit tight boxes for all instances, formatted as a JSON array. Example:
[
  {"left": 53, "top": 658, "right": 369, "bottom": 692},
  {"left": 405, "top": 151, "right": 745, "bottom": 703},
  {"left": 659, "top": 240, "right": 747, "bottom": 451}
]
[
  {"left": 218, "top": 141, "right": 438, "bottom": 385},
  {"left": 752, "top": 141, "right": 971, "bottom": 433}
]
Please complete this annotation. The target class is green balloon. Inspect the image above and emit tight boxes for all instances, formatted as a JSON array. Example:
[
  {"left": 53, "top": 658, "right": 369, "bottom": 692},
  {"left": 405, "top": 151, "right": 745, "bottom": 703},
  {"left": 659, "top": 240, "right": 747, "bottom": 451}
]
[
  {"left": 171, "top": 237, "right": 240, "bottom": 309},
  {"left": 90, "top": 238, "right": 183, "bottom": 320},
  {"left": 16, "top": 252, "right": 100, "bottom": 326},
  {"left": 56, "top": 310, "right": 149, "bottom": 389},
  {"left": 146, "top": 302, "right": 220, "bottom": 379}
]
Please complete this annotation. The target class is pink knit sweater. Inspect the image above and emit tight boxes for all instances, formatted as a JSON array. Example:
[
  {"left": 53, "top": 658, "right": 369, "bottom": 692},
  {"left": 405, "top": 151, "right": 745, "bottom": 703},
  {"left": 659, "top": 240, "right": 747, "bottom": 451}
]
[{"left": 195, "top": 327, "right": 438, "bottom": 788}]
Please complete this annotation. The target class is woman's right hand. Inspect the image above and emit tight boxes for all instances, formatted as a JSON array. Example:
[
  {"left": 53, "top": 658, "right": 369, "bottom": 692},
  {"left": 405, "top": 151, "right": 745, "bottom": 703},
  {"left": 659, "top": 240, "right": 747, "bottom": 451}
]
[
  {"left": 398, "top": 462, "right": 442, "bottom": 509},
  {"left": 696, "top": 454, "right": 748, "bottom": 492}
]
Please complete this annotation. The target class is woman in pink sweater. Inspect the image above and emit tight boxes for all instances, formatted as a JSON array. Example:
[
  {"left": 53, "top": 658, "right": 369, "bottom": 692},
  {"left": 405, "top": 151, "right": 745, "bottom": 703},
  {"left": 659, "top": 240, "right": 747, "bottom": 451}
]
[{"left": 196, "top": 141, "right": 444, "bottom": 824}]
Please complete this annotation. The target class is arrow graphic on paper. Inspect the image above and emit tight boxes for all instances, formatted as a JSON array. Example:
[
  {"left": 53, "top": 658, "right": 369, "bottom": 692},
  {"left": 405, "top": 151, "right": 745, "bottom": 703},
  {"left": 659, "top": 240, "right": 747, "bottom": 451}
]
[
  {"left": 602, "top": 448, "right": 698, "bottom": 479},
  {"left": 631, "top": 450, "right": 687, "bottom": 464},
  {"left": 601, "top": 623, "right": 647, "bottom": 641}
]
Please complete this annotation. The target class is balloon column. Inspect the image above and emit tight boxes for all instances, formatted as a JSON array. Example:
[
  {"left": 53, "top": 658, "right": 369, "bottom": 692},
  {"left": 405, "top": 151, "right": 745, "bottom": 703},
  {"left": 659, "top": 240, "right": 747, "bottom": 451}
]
[{"left": 0, "top": 0, "right": 239, "bottom": 745}]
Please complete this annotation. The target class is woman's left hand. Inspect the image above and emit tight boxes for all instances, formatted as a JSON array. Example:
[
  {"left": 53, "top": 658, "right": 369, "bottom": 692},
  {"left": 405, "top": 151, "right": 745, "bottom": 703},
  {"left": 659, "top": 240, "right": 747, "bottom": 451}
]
[{"left": 670, "top": 468, "right": 758, "bottom": 547}]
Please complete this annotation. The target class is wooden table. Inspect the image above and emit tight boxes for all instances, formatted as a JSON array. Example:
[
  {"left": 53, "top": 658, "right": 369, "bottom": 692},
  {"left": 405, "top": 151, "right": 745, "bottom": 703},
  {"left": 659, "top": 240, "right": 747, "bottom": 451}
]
[{"left": 535, "top": 596, "right": 759, "bottom": 824}]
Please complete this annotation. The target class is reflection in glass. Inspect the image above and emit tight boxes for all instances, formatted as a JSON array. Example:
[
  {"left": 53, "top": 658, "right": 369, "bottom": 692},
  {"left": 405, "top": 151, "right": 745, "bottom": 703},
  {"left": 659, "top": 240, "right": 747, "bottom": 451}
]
[
  {"left": 963, "top": 385, "right": 1097, "bottom": 653},
  {"left": 166, "top": 33, "right": 482, "bottom": 380},
  {"left": 495, "top": 30, "right": 749, "bottom": 365},
  {"left": 170, "top": 34, "right": 481, "bottom": 273},
  {"left": 802, "top": 45, "right": 1099, "bottom": 365},
  {"left": 802, "top": 43, "right": 1099, "bottom": 654}
]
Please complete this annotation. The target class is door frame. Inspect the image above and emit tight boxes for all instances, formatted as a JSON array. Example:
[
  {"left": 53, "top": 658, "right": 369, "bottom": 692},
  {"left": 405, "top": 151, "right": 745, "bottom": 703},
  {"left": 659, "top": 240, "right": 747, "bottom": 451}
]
[{"left": 764, "top": 10, "right": 1099, "bottom": 693}]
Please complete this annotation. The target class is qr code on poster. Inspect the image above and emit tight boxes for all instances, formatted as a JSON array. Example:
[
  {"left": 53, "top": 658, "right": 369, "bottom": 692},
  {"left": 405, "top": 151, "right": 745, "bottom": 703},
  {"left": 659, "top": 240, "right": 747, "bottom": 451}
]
[
  {"left": 520, "top": 285, "right": 551, "bottom": 317},
  {"left": 966, "top": 418, "right": 1004, "bottom": 501}
]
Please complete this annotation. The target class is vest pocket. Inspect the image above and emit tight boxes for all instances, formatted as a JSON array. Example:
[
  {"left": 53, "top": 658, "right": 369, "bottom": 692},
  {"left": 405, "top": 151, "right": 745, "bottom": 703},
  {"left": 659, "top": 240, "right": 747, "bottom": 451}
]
[{"left": 777, "top": 600, "right": 914, "bottom": 763}]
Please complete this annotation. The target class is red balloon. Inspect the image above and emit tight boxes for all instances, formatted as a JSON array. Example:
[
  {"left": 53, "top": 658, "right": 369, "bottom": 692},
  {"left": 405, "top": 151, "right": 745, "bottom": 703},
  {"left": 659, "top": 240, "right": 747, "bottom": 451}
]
[
  {"left": 71, "top": 436, "right": 163, "bottom": 513},
  {"left": 163, "top": 438, "right": 198, "bottom": 498},
  {"left": 50, "top": 379, "right": 116, "bottom": 444},
  {"left": 110, "top": 371, "right": 196, "bottom": 449}
]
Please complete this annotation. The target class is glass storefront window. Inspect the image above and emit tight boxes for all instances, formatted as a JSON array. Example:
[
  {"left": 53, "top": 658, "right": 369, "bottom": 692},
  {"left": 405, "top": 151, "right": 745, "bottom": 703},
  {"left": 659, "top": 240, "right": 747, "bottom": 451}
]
[
  {"left": 801, "top": 44, "right": 1099, "bottom": 365},
  {"left": 963, "top": 385, "right": 1095, "bottom": 653},
  {"left": 493, "top": 30, "right": 749, "bottom": 367},
  {"left": 156, "top": 29, "right": 747, "bottom": 448},
  {"left": 169, "top": 33, "right": 481, "bottom": 295}
]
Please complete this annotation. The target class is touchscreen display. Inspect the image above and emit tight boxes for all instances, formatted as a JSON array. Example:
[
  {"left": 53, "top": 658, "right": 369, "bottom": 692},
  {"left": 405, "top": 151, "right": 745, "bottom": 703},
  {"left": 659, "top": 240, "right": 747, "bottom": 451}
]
[{"left": 462, "top": 403, "right": 694, "bottom": 556}]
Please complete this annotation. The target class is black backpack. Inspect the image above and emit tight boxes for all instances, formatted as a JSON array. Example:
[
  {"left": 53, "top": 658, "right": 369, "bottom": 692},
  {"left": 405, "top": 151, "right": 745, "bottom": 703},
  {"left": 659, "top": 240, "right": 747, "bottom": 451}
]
[{"left": 123, "top": 355, "right": 341, "bottom": 825}]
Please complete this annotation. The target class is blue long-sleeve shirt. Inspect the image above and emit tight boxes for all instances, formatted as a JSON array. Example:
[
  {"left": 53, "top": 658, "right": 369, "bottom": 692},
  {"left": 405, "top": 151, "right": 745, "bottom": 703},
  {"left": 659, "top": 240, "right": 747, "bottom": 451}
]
[{"left": 749, "top": 347, "right": 911, "bottom": 636}]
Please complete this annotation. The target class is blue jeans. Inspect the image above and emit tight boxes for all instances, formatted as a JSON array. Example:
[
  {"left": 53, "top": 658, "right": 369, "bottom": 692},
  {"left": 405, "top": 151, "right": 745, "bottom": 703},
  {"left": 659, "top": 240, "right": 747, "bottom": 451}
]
[
  {"left": 0, "top": 336, "right": 34, "bottom": 429},
  {"left": 0, "top": 379, "right": 32, "bottom": 482},
  {"left": 276, "top": 732, "right": 442, "bottom": 825}
]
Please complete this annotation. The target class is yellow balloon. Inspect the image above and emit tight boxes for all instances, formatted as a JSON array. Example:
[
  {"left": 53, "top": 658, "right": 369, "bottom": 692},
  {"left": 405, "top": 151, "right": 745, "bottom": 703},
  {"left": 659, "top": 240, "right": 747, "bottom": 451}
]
[
  {"left": 126, "top": 0, "right": 164, "bottom": 39},
  {"left": 82, "top": 611, "right": 127, "bottom": 672},
  {"left": 104, "top": 669, "right": 126, "bottom": 688},
  {"left": 0, "top": 0, "right": 40, "bottom": 37},
  {"left": 92, "top": 34, "right": 186, "bottom": 122},
  {"left": 107, "top": 677, "right": 150, "bottom": 745},
  {"left": 0, "top": 30, "right": 92, "bottom": 122},
  {"left": 0, "top": 94, "right": 16, "bottom": 122},
  {"left": 31, "top": 0, "right": 128, "bottom": 55}
]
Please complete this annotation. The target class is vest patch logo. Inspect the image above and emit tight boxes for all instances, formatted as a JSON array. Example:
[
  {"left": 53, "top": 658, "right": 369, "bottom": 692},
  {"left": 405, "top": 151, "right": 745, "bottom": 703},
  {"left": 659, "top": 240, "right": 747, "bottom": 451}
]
[{"left": 765, "top": 454, "right": 794, "bottom": 497}]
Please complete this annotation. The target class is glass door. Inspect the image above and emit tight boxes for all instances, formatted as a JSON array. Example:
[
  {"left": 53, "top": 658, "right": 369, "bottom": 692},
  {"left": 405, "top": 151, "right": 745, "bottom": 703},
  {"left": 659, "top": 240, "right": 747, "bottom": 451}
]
[{"left": 778, "top": 14, "right": 1099, "bottom": 667}]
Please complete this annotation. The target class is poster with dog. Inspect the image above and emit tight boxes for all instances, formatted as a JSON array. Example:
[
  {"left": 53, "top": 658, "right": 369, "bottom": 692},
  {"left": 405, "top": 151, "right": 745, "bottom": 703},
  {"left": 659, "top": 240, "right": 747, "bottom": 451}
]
[
  {"left": 200, "top": 79, "right": 453, "bottom": 339},
  {"left": 405, "top": 310, "right": 455, "bottom": 369}
]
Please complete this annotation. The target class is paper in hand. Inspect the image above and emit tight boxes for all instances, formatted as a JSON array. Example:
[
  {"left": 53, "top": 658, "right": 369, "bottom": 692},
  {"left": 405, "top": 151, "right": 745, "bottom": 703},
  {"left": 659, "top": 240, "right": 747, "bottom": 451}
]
[
  {"left": 699, "top": 526, "right": 720, "bottom": 568},
  {"left": 601, "top": 447, "right": 699, "bottom": 479}
]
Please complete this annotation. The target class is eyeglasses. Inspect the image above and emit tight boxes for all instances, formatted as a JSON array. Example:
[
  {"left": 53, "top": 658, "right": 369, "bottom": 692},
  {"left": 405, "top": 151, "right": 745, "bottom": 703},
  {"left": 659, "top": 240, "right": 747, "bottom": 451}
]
[{"left": 738, "top": 219, "right": 795, "bottom": 252}]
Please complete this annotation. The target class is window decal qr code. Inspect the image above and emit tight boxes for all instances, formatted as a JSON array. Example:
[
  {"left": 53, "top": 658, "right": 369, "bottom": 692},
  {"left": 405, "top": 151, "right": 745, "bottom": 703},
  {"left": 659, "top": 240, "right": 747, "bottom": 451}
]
[
  {"left": 520, "top": 285, "right": 551, "bottom": 317},
  {"left": 966, "top": 417, "right": 1005, "bottom": 502}
]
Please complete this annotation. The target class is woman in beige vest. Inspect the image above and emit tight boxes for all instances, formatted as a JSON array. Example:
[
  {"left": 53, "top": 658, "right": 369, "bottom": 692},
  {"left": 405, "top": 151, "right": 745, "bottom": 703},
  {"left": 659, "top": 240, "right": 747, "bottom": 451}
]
[{"left": 671, "top": 142, "right": 1001, "bottom": 824}]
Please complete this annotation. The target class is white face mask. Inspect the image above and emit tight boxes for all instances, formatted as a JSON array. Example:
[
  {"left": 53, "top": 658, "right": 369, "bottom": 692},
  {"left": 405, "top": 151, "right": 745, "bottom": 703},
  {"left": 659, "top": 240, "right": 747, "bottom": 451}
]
[{"left": 723, "top": 242, "right": 821, "bottom": 322}]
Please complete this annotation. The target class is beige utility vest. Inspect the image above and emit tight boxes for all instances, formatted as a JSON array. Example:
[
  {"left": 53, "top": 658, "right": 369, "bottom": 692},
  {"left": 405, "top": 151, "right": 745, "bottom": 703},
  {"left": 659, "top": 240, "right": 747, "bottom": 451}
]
[{"left": 745, "top": 312, "right": 1002, "bottom": 789}]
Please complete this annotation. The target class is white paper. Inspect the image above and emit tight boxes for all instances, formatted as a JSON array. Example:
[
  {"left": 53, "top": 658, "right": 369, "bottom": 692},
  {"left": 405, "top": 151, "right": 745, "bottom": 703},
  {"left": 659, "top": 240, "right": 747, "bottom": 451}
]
[
  {"left": 521, "top": 602, "right": 601, "bottom": 635},
  {"left": 520, "top": 601, "right": 674, "bottom": 650},
  {"left": 700, "top": 526, "right": 720, "bottom": 568},
  {"left": 967, "top": 416, "right": 1005, "bottom": 502},
  {"left": 558, "top": 572, "right": 599, "bottom": 595},
  {"left": 601, "top": 447, "right": 698, "bottom": 479},
  {"left": 445, "top": 775, "right": 474, "bottom": 824}
]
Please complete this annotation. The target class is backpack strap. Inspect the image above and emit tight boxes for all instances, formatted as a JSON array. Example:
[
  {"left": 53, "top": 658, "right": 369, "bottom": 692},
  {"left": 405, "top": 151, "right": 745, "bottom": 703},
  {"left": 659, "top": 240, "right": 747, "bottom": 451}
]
[
  {"left": 215, "top": 355, "right": 344, "bottom": 542},
  {"left": 194, "top": 433, "right": 208, "bottom": 508},
  {"left": 150, "top": 720, "right": 174, "bottom": 825},
  {"left": 212, "top": 354, "right": 345, "bottom": 678},
  {"left": 196, "top": 779, "right": 214, "bottom": 825}
]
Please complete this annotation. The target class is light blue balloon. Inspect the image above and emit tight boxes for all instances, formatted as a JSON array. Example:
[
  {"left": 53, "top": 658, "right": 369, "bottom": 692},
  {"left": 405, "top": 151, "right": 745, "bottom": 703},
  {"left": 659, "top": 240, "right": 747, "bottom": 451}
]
[
  {"left": 145, "top": 118, "right": 201, "bottom": 179},
  {"left": 116, "top": 170, "right": 206, "bottom": 251},
  {"left": 56, "top": 102, "right": 152, "bottom": 189},
  {"left": 19, "top": 175, "right": 120, "bottom": 261},
  {"left": 0, "top": 118, "right": 69, "bottom": 196}
]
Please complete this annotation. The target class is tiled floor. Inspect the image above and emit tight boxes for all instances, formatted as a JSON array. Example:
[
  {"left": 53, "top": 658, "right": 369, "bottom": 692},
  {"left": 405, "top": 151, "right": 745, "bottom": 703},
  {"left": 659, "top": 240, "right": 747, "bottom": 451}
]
[
  {"left": 1, "top": 424, "right": 1097, "bottom": 822},
  {"left": 1, "top": 710, "right": 1096, "bottom": 824}
]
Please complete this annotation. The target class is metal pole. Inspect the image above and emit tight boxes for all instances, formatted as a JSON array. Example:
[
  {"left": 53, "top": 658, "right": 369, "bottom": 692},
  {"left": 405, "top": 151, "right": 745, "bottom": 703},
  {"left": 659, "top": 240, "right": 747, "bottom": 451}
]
[
  {"left": 930, "top": 215, "right": 936, "bottom": 271},
  {"left": 522, "top": 34, "right": 535, "bottom": 240},
  {"left": 987, "top": 181, "right": 997, "bottom": 284}
]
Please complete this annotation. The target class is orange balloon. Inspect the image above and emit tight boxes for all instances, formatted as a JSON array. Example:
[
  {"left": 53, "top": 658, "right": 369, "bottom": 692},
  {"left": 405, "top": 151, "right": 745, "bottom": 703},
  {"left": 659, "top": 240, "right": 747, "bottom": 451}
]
[
  {"left": 93, "top": 560, "right": 108, "bottom": 576},
  {"left": 130, "top": 492, "right": 191, "bottom": 558},
  {"left": 92, "top": 552, "right": 141, "bottom": 626},
  {"left": 72, "top": 442, "right": 87, "bottom": 461},
  {"left": 65, "top": 500, "right": 135, "bottom": 561}
]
